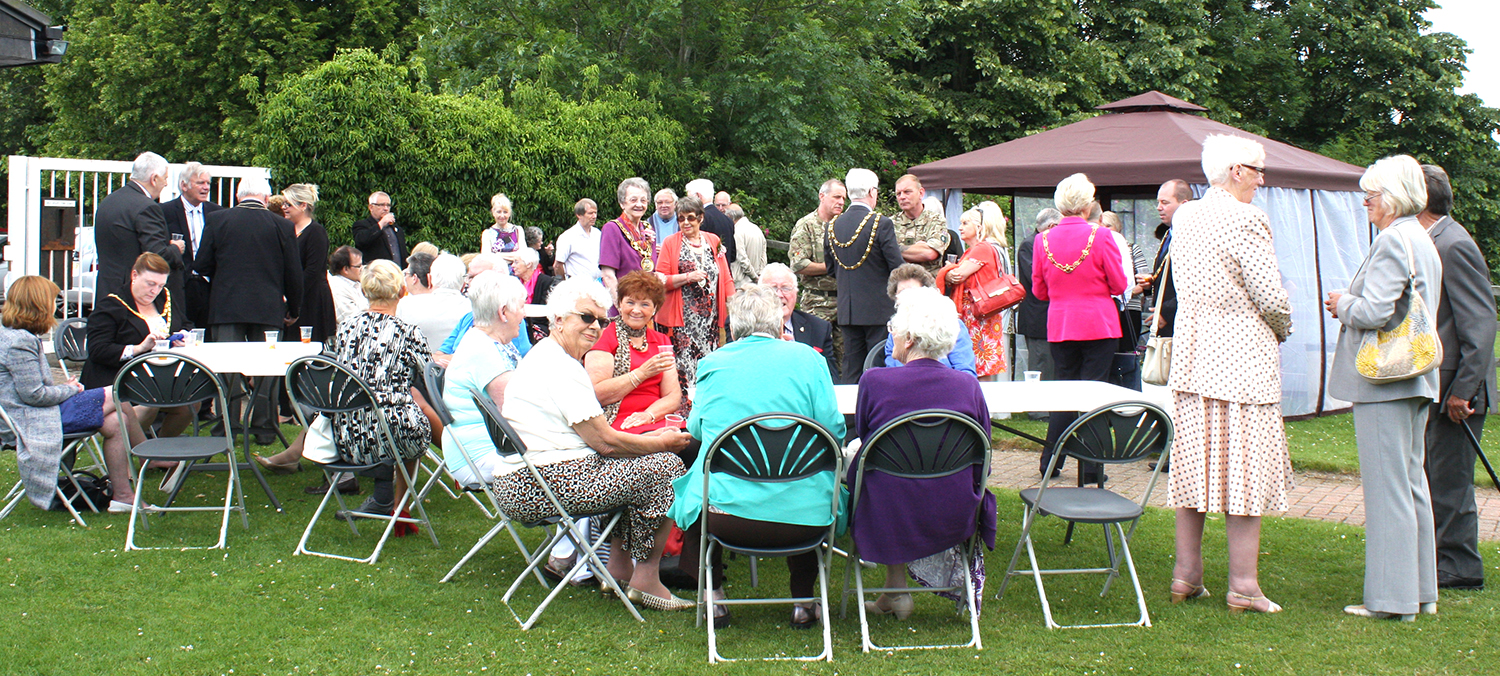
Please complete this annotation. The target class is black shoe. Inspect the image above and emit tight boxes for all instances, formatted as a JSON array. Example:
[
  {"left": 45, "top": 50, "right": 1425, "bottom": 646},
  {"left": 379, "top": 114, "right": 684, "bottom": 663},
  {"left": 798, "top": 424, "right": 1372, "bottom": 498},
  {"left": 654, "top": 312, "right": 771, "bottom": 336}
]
[
  {"left": 1149, "top": 460, "right": 1170, "bottom": 472},
  {"left": 790, "top": 604, "right": 820, "bottom": 629},
  {"left": 334, "top": 496, "right": 392, "bottom": 522},
  {"left": 1437, "top": 574, "right": 1484, "bottom": 590},
  {"left": 306, "top": 474, "right": 360, "bottom": 496},
  {"left": 253, "top": 433, "right": 276, "bottom": 446}
]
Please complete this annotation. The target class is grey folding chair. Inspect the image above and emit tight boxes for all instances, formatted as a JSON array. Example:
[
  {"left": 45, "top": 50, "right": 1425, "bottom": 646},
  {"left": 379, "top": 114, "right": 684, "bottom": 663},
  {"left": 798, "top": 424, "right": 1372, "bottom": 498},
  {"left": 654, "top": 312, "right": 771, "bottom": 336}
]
[
  {"left": 841, "top": 409, "right": 992, "bottom": 653},
  {"left": 114, "top": 352, "right": 244, "bottom": 550},
  {"left": 423, "top": 360, "right": 497, "bottom": 519},
  {"left": 52, "top": 317, "right": 90, "bottom": 380},
  {"left": 285, "top": 355, "right": 439, "bottom": 564},
  {"left": 0, "top": 403, "right": 101, "bottom": 527},
  {"left": 696, "top": 412, "right": 843, "bottom": 664},
  {"left": 997, "top": 401, "right": 1172, "bottom": 629},
  {"left": 468, "top": 389, "right": 642, "bottom": 630},
  {"left": 862, "top": 342, "right": 886, "bottom": 373}
]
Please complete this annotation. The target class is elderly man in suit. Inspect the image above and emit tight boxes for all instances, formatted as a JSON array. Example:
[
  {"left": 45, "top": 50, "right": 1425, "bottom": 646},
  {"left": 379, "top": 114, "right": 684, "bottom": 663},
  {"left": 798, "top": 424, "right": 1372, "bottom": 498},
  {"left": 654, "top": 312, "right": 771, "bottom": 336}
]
[
  {"left": 351, "top": 191, "right": 406, "bottom": 268},
  {"left": 1419, "top": 164, "right": 1496, "bottom": 591},
  {"left": 824, "top": 167, "right": 904, "bottom": 383},
  {"left": 760, "top": 263, "right": 837, "bottom": 378},
  {"left": 162, "top": 162, "right": 225, "bottom": 328},
  {"left": 94, "top": 152, "right": 185, "bottom": 297},
  {"left": 685, "top": 179, "right": 738, "bottom": 264}
]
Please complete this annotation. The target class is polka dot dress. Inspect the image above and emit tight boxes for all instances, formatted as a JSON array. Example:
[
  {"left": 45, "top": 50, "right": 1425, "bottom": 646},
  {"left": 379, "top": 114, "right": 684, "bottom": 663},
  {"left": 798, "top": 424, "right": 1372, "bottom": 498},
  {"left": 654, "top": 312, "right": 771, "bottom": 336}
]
[{"left": 1168, "top": 392, "right": 1291, "bottom": 515}]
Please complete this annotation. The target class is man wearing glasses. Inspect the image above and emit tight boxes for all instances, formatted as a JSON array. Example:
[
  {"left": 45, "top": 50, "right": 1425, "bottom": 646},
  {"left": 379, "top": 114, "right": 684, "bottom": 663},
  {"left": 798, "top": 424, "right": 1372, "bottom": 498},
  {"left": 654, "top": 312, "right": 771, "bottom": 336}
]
[{"left": 352, "top": 191, "right": 406, "bottom": 268}]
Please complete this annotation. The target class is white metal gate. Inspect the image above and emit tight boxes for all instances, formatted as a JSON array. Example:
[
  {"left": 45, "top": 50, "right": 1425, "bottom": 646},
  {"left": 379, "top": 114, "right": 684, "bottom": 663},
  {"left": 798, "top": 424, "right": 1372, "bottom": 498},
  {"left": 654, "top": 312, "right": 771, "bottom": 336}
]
[{"left": 4, "top": 155, "right": 271, "bottom": 316}]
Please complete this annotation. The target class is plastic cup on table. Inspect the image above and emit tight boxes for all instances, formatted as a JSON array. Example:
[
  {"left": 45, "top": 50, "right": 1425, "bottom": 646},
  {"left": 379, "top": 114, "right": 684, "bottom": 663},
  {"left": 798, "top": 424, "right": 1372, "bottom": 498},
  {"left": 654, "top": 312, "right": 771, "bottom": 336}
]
[
  {"left": 154, "top": 339, "right": 170, "bottom": 352},
  {"left": 191, "top": 328, "right": 206, "bottom": 346},
  {"left": 300, "top": 326, "right": 313, "bottom": 343},
  {"left": 1024, "top": 371, "right": 1041, "bottom": 382},
  {"left": 664, "top": 414, "right": 685, "bottom": 428},
  {"left": 265, "top": 330, "right": 279, "bottom": 348}
]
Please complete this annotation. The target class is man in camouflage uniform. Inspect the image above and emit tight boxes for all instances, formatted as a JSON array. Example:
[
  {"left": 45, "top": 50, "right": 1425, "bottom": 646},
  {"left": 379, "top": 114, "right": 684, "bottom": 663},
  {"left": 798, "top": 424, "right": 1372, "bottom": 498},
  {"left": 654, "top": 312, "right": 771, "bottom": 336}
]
[
  {"left": 788, "top": 178, "right": 847, "bottom": 366},
  {"left": 891, "top": 173, "right": 951, "bottom": 276}
]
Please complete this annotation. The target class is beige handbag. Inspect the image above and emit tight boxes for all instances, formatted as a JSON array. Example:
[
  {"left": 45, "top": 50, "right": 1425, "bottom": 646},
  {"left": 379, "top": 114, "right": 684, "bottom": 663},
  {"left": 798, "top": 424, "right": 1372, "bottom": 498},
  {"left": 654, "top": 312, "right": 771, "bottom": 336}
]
[
  {"left": 1355, "top": 228, "right": 1442, "bottom": 384},
  {"left": 1141, "top": 255, "right": 1172, "bottom": 386}
]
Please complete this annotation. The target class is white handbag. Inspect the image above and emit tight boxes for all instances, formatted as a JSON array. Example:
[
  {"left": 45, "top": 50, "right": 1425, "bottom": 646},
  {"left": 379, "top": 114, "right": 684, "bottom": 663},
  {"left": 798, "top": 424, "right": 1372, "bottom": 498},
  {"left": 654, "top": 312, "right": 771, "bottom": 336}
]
[
  {"left": 302, "top": 414, "right": 339, "bottom": 465},
  {"left": 1141, "top": 255, "right": 1172, "bottom": 386}
]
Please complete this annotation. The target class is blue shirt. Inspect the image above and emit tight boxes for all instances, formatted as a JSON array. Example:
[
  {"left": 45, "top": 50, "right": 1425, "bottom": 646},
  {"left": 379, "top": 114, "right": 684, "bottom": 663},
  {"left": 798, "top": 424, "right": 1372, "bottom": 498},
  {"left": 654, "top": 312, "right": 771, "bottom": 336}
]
[
  {"left": 883, "top": 320, "right": 977, "bottom": 376},
  {"left": 649, "top": 212, "right": 679, "bottom": 245},
  {"left": 441, "top": 329, "right": 522, "bottom": 475},
  {"left": 440, "top": 312, "right": 530, "bottom": 357}
]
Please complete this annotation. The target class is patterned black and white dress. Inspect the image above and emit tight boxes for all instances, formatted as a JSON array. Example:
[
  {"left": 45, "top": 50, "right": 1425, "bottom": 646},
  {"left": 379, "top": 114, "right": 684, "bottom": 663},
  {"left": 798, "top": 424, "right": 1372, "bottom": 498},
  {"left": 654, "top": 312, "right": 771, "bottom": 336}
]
[
  {"left": 671, "top": 237, "right": 721, "bottom": 396},
  {"left": 330, "top": 311, "right": 432, "bottom": 464}
]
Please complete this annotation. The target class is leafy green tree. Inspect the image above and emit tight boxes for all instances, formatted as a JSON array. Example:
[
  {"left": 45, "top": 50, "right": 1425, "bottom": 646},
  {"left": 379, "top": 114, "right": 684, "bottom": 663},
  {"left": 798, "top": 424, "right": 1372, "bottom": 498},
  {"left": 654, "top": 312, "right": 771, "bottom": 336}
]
[
  {"left": 38, "top": 0, "right": 421, "bottom": 164},
  {"left": 254, "top": 50, "right": 689, "bottom": 253}
]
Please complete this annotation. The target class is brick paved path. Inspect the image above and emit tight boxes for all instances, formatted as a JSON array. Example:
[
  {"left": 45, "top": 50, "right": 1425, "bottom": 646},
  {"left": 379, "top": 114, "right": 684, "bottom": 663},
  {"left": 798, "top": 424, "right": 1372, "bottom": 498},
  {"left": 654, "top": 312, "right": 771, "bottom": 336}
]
[{"left": 988, "top": 446, "right": 1500, "bottom": 542}]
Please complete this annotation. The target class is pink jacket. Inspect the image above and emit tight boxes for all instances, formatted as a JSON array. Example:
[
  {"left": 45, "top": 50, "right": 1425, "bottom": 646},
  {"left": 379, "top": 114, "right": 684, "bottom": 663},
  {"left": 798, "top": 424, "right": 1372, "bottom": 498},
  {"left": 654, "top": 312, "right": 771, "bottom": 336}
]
[{"left": 1032, "top": 216, "right": 1128, "bottom": 342}]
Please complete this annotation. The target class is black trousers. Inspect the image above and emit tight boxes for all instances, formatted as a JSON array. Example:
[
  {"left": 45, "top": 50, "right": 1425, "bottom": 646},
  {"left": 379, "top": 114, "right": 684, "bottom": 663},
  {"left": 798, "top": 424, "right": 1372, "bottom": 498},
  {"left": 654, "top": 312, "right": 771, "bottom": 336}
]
[
  {"left": 841, "top": 324, "right": 888, "bottom": 385},
  {"left": 211, "top": 323, "right": 282, "bottom": 432},
  {"left": 1423, "top": 373, "right": 1487, "bottom": 581},
  {"left": 1039, "top": 338, "right": 1116, "bottom": 480},
  {"left": 680, "top": 513, "right": 824, "bottom": 598}
]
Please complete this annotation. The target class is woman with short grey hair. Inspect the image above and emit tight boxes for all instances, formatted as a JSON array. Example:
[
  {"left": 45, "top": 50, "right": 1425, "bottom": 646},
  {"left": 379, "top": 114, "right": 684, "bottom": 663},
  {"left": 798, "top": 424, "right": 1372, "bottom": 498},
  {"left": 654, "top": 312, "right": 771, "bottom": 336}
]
[
  {"left": 1168, "top": 134, "right": 1293, "bottom": 614},
  {"left": 1325, "top": 154, "right": 1442, "bottom": 620},
  {"left": 441, "top": 271, "right": 529, "bottom": 487},
  {"left": 598, "top": 177, "right": 656, "bottom": 298}
]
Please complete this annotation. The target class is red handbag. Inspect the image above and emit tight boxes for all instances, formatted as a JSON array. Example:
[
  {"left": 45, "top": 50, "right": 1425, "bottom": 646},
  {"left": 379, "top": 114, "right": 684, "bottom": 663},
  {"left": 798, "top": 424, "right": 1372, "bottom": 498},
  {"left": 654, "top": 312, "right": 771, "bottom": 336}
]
[{"left": 966, "top": 271, "right": 1025, "bottom": 317}]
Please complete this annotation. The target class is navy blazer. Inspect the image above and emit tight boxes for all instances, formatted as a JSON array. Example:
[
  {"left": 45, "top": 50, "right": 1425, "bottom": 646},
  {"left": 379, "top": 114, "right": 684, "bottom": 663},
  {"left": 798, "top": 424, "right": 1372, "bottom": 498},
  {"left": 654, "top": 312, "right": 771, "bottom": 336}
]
[
  {"left": 162, "top": 196, "right": 225, "bottom": 328},
  {"left": 193, "top": 202, "right": 303, "bottom": 327},
  {"left": 790, "top": 309, "right": 838, "bottom": 378}
]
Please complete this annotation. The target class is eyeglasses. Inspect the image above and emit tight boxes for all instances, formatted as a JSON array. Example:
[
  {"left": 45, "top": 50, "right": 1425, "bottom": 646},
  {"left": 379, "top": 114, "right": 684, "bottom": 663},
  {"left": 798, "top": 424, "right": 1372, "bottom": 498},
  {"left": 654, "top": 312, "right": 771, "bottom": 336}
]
[
  {"left": 765, "top": 283, "right": 796, "bottom": 294},
  {"left": 1239, "top": 164, "right": 1266, "bottom": 177},
  {"left": 1363, "top": 191, "right": 1383, "bottom": 204},
  {"left": 572, "top": 311, "right": 613, "bottom": 328},
  {"left": 369, "top": 202, "right": 392, "bottom": 208}
]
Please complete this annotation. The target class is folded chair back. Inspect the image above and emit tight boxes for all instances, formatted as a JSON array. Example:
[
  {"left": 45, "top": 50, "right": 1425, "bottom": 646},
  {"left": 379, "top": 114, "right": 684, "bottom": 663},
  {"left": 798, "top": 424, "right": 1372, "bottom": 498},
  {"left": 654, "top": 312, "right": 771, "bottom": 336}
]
[
  {"left": 114, "top": 353, "right": 224, "bottom": 409},
  {"left": 53, "top": 317, "right": 89, "bottom": 379},
  {"left": 705, "top": 413, "right": 841, "bottom": 485},
  {"left": 286, "top": 355, "right": 377, "bottom": 416},
  {"left": 1055, "top": 402, "right": 1171, "bottom": 466},
  {"left": 471, "top": 390, "right": 526, "bottom": 460},
  {"left": 856, "top": 409, "right": 990, "bottom": 492},
  {"left": 423, "top": 361, "right": 454, "bottom": 426}
]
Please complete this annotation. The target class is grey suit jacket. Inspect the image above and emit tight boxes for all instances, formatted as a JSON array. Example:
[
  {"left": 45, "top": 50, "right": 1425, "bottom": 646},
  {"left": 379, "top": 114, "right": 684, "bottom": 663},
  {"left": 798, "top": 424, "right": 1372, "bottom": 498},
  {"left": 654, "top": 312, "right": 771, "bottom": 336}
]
[
  {"left": 1329, "top": 217, "right": 1444, "bottom": 404},
  {"left": 1427, "top": 215, "right": 1498, "bottom": 411},
  {"left": 0, "top": 327, "right": 79, "bottom": 509},
  {"left": 94, "top": 181, "right": 184, "bottom": 294}
]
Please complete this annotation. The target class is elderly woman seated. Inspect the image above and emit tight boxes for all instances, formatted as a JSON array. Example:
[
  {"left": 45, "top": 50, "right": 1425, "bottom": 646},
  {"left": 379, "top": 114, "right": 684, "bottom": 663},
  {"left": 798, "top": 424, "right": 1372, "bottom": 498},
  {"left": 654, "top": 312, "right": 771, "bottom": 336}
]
[
  {"left": 851, "top": 286, "right": 995, "bottom": 619},
  {"left": 1, "top": 276, "right": 147, "bottom": 513},
  {"left": 882, "top": 264, "right": 977, "bottom": 375},
  {"left": 328, "top": 259, "right": 437, "bottom": 520},
  {"left": 669, "top": 284, "right": 847, "bottom": 629},
  {"left": 439, "top": 271, "right": 529, "bottom": 488},
  {"left": 584, "top": 271, "right": 681, "bottom": 433},
  {"left": 498, "top": 277, "right": 694, "bottom": 611}
]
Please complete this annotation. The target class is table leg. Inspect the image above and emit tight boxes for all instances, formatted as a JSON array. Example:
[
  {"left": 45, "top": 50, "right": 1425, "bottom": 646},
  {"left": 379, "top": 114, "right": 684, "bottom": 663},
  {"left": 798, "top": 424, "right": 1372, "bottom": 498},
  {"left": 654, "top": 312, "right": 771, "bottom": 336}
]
[
  {"left": 993, "top": 420, "right": 1046, "bottom": 446},
  {"left": 242, "top": 376, "right": 284, "bottom": 512}
]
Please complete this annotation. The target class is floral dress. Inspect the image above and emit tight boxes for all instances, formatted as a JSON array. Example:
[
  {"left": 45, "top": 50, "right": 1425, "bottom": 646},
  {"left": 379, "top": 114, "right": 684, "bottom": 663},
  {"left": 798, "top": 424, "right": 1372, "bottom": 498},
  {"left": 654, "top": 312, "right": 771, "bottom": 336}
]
[
  {"left": 671, "top": 237, "right": 720, "bottom": 400},
  {"left": 959, "top": 241, "right": 1009, "bottom": 377},
  {"left": 330, "top": 312, "right": 432, "bottom": 464}
]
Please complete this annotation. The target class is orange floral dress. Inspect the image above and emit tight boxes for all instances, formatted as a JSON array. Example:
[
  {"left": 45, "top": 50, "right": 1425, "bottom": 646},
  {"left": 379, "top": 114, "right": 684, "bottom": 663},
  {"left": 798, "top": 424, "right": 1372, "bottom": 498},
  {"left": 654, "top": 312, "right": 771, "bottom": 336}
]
[{"left": 942, "top": 241, "right": 1008, "bottom": 377}]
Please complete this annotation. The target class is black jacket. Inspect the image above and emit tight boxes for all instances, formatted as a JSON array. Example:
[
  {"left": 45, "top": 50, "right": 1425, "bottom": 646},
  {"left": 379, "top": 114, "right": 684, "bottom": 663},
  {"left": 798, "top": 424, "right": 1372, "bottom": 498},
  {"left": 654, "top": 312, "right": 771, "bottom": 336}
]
[
  {"left": 93, "top": 182, "right": 184, "bottom": 295},
  {"left": 352, "top": 216, "right": 407, "bottom": 268},
  {"left": 192, "top": 201, "right": 303, "bottom": 327},
  {"left": 162, "top": 196, "right": 225, "bottom": 328},
  {"left": 525, "top": 272, "right": 557, "bottom": 343},
  {"left": 1149, "top": 233, "right": 1177, "bottom": 338},
  {"left": 790, "top": 309, "right": 838, "bottom": 379},
  {"left": 824, "top": 202, "right": 903, "bottom": 326},
  {"left": 702, "top": 205, "right": 738, "bottom": 264},
  {"left": 1015, "top": 233, "right": 1049, "bottom": 339},
  {"left": 80, "top": 290, "right": 186, "bottom": 390}
]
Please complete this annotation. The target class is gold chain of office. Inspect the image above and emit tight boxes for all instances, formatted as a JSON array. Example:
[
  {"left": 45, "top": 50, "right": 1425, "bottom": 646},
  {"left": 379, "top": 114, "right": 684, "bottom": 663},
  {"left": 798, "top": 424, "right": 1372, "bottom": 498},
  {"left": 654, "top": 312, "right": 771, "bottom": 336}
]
[
  {"left": 827, "top": 211, "right": 880, "bottom": 270},
  {"left": 1042, "top": 224, "right": 1101, "bottom": 273}
]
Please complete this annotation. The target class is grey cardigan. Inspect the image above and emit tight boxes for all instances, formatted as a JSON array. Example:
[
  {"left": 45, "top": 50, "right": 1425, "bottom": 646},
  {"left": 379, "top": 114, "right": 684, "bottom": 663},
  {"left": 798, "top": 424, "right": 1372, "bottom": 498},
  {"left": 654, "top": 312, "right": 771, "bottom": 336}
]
[
  {"left": 1328, "top": 217, "right": 1444, "bottom": 404},
  {"left": 0, "top": 326, "right": 80, "bottom": 509}
]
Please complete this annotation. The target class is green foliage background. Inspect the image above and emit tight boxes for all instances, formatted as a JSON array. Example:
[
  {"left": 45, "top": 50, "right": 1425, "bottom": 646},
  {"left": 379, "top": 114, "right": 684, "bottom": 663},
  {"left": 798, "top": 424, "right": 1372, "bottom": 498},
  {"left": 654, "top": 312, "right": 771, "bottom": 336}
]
[{"left": 1, "top": 0, "right": 1496, "bottom": 267}]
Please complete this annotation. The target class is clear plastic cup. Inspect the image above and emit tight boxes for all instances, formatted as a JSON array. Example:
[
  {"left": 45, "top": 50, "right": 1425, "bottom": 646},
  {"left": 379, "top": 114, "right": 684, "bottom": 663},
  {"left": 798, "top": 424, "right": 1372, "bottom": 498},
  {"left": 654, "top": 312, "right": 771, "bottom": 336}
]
[
  {"left": 658, "top": 344, "right": 674, "bottom": 359},
  {"left": 1024, "top": 371, "right": 1041, "bottom": 382},
  {"left": 154, "top": 339, "right": 170, "bottom": 352},
  {"left": 300, "top": 326, "right": 313, "bottom": 343},
  {"left": 191, "top": 328, "right": 206, "bottom": 346},
  {"left": 265, "top": 330, "right": 279, "bottom": 347},
  {"left": 664, "top": 414, "right": 685, "bottom": 428},
  {"left": 945, "top": 254, "right": 958, "bottom": 266}
]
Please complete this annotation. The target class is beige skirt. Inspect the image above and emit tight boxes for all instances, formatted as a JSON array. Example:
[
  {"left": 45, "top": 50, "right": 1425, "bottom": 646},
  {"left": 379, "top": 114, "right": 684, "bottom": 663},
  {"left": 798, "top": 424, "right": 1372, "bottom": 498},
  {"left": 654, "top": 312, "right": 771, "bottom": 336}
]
[{"left": 1167, "top": 391, "right": 1291, "bottom": 516}]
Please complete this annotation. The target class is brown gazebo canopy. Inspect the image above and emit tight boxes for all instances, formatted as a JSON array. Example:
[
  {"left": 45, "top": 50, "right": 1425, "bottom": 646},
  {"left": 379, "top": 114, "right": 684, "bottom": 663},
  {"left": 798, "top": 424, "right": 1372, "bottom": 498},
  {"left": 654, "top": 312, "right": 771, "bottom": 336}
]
[{"left": 910, "top": 91, "right": 1364, "bottom": 193}]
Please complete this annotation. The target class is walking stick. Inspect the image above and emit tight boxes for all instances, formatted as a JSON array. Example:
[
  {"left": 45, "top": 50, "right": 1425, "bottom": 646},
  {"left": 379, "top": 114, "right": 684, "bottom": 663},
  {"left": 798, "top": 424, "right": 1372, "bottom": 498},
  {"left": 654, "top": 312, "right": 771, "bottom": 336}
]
[{"left": 1460, "top": 422, "right": 1500, "bottom": 490}]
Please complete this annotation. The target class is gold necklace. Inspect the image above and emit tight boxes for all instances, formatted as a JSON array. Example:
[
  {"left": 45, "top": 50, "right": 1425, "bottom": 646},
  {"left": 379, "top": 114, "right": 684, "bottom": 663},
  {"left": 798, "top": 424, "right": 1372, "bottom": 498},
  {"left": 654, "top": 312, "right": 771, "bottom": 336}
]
[
  {"left": 1042, "top": 224, "right": 1101, "bottom": 273},
  {"left": 828, "top": 210, "right": 874, "bottom": 248},
  {"left": 828, "top": 212, "right": 880, "bottom": 270},
  {"left": 110, "top": 291, "right": 171, "bottom": 327}
]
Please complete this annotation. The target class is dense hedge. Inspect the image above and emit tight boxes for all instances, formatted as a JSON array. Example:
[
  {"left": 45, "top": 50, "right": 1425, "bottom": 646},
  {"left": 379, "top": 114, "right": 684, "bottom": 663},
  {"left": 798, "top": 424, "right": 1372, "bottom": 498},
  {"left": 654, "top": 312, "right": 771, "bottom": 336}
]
[{"left": 254, "top": 50, "right": 689, "bottom": 255}]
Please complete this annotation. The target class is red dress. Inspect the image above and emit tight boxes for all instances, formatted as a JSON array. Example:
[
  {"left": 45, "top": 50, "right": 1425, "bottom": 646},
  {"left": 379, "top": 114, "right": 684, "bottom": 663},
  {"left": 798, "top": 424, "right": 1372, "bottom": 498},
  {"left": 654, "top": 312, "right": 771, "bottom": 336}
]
[{"left": 590, "top": 326, "right": 673, "bottom": 433}]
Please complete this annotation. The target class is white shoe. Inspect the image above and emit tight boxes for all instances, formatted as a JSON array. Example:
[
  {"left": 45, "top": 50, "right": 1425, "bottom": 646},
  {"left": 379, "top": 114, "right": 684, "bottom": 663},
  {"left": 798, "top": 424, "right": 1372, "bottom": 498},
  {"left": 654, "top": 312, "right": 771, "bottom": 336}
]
[
  {"left": 108, "top": 499, "right": 158, "bottom": 513},
  {"left": 1343, "top": 604, "right": 1415, "bottom": 621},
  {"left": 1420, "top": 602, "right": 1437, "bottom": 616}
]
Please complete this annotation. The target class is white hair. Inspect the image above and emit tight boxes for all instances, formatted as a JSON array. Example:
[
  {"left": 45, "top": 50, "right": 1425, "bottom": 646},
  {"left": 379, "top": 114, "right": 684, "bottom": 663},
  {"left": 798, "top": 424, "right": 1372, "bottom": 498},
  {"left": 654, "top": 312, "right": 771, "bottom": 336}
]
[
  {"left": 1053, "top": 173, "right": 1096, "bottom": 214},
  {"left": 889, "top": 287, "right": 959, "bottom": 360},
  {"left": 1360, "top": 155, "right": 1428, "bottom": 218},
  {"left": 178, "top": 161, "right": 210, "bottom": 188},
  {"left": 546, "top": 277, "right": 613, "bottom": 324},
  {"left": 758, "top": 262, "right": 797, "bottom": 289},
  {"left": 727, "top": 285, "right": 783, "bottom": 340},
  {"left": 130, "top": 152, "right": 168, "bottom": 182},
  {"left": 468, "top": 252, "right": 510, "bottom": 276},
  {"left": 616, "top": 177, "right": 650, "bottom": 207},
  {"left": 685, "top": 178, "right": 715, "bottom": 202},
  {"left": 818, "top": 179, "right": 845, "bottom": 196},
  {"left": 513, "top": 246, "right": 540, "bottom": 267},
  {"left": 429, "top": 253, "right": 468, "bottom": 291},
  {"left": 654, "top": 188, "right": 678, "bottom": 202},
  {"left": 922, "top": 195, "right": 945, "bottom": 219},
  {"left": 1200, "top": 134, "right": 1266, "bottom": 186},
  {"left": 1035, "top": 207, "right": 1062, "bottom": 231},
  {"left": 468, "top": 271, "right": 527, "bottom": 328},
  {"left": 845, "top": 168, "right": 878, "bottom": 200},
  {"left": 236, "top": 176, "right": 272, "bottom": 199}
]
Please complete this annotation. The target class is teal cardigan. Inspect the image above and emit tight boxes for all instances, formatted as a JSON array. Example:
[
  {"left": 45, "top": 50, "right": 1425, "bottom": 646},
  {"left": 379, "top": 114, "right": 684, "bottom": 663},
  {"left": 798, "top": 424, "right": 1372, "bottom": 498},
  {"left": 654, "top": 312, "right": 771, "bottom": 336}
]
[{"left": 669, "top": 335, "right": 848, "bottom": 529}]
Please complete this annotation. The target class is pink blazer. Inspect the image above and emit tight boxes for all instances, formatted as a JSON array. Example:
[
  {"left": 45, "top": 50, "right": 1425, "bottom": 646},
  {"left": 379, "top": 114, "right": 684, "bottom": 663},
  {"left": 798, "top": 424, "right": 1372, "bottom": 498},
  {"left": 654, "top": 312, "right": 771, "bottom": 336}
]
[{"left": 1032, "top": 217, "right": 1128, "bottom": 342}]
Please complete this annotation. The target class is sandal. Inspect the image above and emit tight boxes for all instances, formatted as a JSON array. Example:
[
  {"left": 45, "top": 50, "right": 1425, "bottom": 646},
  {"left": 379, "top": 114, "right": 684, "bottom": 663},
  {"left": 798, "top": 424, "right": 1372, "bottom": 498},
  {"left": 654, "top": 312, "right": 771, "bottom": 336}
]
[
  {"left": 626, "top": 587, "right": 696, "bottom": 611},
  {"left": 1227, "top": 590, "right": 1282, "bottom": 614},
  {"left": 1170, "top": 578, "right": 1211, "bottom": 604}
]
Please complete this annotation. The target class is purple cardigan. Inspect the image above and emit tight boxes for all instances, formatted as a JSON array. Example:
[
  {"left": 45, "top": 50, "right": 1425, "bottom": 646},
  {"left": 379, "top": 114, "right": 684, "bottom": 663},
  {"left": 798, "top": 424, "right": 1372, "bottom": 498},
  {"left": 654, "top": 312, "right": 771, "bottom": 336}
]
[
  {"left": 1032, "top": 216, "right": 1128, "bottom": 342},
  {"left": 849, "top": 359, "right": 997, "bottom": 564}
]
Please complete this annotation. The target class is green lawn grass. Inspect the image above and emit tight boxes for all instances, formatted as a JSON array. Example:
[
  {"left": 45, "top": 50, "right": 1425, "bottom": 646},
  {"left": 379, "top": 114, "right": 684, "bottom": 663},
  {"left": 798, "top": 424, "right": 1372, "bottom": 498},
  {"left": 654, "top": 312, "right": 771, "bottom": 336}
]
[{"left": 1, "top": 427, "right": 1497, "bottom": 675}]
